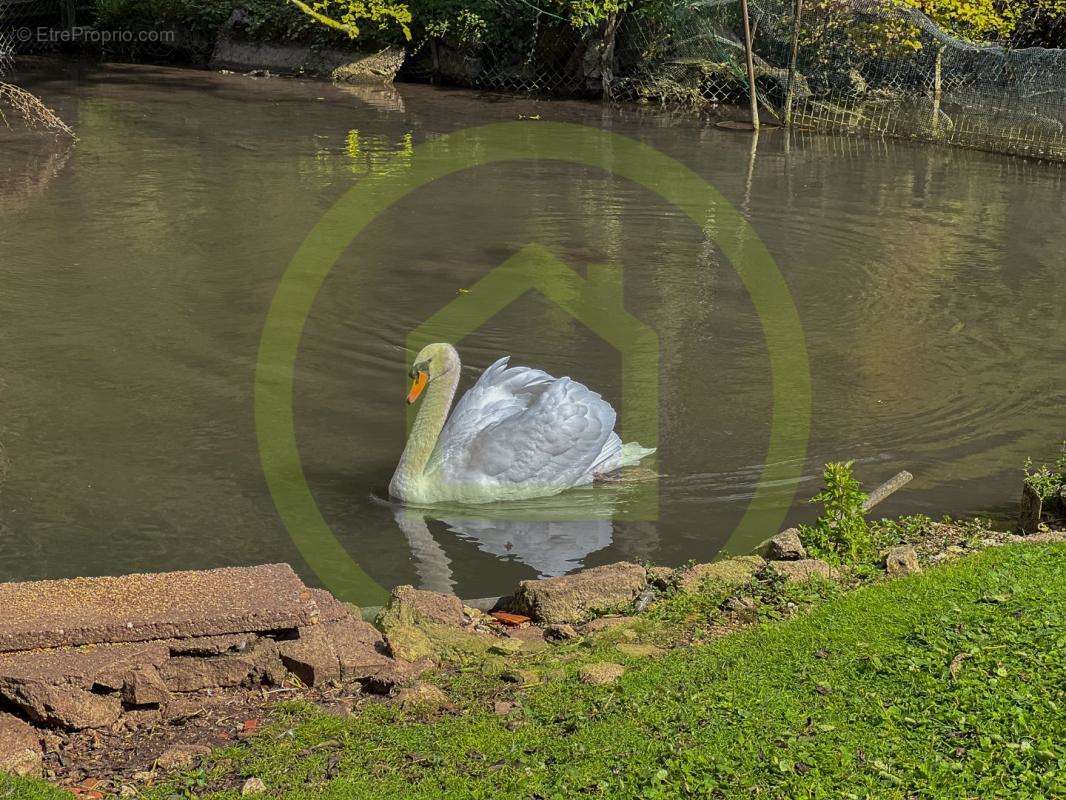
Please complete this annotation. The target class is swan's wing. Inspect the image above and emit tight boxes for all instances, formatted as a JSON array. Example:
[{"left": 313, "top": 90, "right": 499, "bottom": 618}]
[
  {"left": 428, "top": 357, "right": 553, "bottom": 470},
  {"left": 453, "top": 376, "right": 617, "bottom": 491}
]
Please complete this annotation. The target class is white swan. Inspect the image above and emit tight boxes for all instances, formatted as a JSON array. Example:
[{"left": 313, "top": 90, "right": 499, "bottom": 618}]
[{"left": 389, "top": 343, "right": 655, "bottom": 505}]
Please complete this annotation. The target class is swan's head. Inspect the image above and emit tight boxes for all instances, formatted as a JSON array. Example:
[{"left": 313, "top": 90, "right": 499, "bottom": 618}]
[{"left": 406, "top": 342, "right": 459, "bottom": 404}]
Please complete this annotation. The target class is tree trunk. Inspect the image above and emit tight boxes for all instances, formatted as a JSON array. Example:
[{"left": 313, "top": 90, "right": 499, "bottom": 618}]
[{"left": 600, "top": 12, "right": 621, "bottom": 101}]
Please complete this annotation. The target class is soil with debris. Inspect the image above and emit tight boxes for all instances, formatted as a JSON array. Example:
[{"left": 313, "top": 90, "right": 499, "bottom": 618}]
[{"left": 42, "top": 680, "right": 379, "bottom": 795}]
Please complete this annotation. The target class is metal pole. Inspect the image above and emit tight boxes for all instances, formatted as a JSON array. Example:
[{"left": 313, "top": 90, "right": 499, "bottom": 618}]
[
  {"left": 784, "top": 0, "right": 804, "bottom": 126},
  {"left": 740, "top": 0, "right": 760, "bottom": 131}
]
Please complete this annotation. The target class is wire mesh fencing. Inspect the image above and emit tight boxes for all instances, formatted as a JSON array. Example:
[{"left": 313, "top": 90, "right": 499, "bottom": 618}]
[
  {"left": 0, "top": 0, "right": 15, "bottom": 77},
  {"left": 422, "top": 0, "right": 1066, "bottom": 162}
]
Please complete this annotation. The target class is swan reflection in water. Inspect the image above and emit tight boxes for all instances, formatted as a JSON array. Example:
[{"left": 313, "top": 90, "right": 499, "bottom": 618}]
[
  {"left": 384, "top": 475, "right": 654, "bottom": 594},
  {"left": 392, "top": 507, "right": 615, "bottom": 594}
]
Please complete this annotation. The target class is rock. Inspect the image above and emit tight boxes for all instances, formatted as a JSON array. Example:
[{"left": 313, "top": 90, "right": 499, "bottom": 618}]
[
  {"left": 329, "top": 620, "right": 393, "bottom": 682},
  {"left": 0, "top": 678, "right": 121, "bottom": 729},
  {"left": 0, "top": 640, "right": 169, "bottom": 695},
  {"left": 1018, "top": 482, "right": 1043, "bottom": 534},
  {"left": 721, "top": 595, "right": 758, "bottom": 622},
  {"left": 160, "top": 638, "right": 279, "bottom": 691},
  {"left": 378, "top": 586, "right": 493, "bottom": 664},
  {"left": 118, "top": 785, "right": 138, "bottom": 797},
  {"left": 615, "top": 643, "right": 663, "bottom": 658},
  {"left": 0, "top": 641, "right": 167, "bottom": 725},
  {"left": 493, "top": 700, "right": 517, "bottom": 716},
  {"left": 0, "top": 712, "right": 42, "bottom": 777},
  {"left": 677, "top": 556, "right": 764, "bottom": 593},
  {"left": 277, "top": 626, "right": 340, "bottom": 687},
  {"left": 379, "top": 624, "right": 435, "bottom": 663},
  {"left": 883, "top": 545, "right": 921, "bottom": 576},
  {"left": 278, "top": 617, "right": 392, "bottom": 687},
  {"left": 770, "top": 559, "right": 836, "bottom": 583},
  {"left": 510, "top": 563, "right": 648, "bottom": 624},
  {"left": 386, "top": 586, "right": 464, "bottom": 628},
  {"left": 544, "top": 623, "right": 579, "bottom": 641},
  {"left": 122, "top": 665, "right": 170, "bottom": 707},
  {"left": 308, "top": 588, "right": 359, "bottom": 625},
  {"left": 767, "top": 529, "right": 807, "bottom": 561},
  {"left": 241, "top": 777, "right": 268, "bottom": 795},
  {"left": 394, "top": 683, "right": 453, "bottom": 712},
  {"left": 155, "top": 743, "right": 211, "bottom": 771},
  {"left": 360, "top": 657, "right": 433, "bottom": 695},
  {"left": 578, "top": 662, "right": 625, "bottom": 685}
]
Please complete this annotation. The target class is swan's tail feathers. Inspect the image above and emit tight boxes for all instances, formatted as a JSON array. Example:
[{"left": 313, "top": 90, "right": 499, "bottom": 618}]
[
  {"left": 619, "top": 442, "right": 656, "bottom": 468},
  {"left": 590, "top": 435, "right": 655, "bottom": 479}
]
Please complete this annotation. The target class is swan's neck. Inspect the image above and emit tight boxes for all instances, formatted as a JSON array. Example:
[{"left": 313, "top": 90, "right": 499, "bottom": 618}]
[{"left": 391, "top": 362, "right": 460, "bottom": 497}]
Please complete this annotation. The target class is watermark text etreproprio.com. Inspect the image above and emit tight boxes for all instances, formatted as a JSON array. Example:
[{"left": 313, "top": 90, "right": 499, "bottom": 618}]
[{"left": 13, "top": 27, "right": 176, "bottom": 45}]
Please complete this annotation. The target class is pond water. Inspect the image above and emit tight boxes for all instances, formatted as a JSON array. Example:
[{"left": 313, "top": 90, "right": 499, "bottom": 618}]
[{"left": 1, "top": 63, "right": 1063, "bottom": 603}]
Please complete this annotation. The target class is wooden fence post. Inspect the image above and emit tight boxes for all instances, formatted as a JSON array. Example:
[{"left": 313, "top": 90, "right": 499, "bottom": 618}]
[
  {"left": 784, "top": 0, "right": 804, "bottom": 126},
  {"left": 740, "top": 0, "right": 760, "bottom": 131}
]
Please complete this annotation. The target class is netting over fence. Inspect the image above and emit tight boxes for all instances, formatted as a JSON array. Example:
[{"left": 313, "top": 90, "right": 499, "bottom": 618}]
[
  {"left": 423, "top": 0, "right": 1066, "bottom": 161},
  {"left": 0, "top": 1, "right": 15, "bottom": 77}
]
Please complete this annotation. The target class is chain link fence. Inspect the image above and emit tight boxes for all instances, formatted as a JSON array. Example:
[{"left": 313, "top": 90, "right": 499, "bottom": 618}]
[
  {"left": 0, "top": 1, "right": 16, "bottom": 77},
  {"left": 2, "top": 1, "right": 1063, "bottom": 160},
  {"left": 420, "top": 0, "right": 1066, "bottom": 161}
]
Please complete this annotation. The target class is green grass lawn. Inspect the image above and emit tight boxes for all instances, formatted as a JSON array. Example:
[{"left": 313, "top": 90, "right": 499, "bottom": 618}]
[{"left": 6, "top": 542, "right": 1064, "bottom": 799}]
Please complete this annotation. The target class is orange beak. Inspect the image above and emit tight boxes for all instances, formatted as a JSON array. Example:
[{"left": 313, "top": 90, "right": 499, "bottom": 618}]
[{"left": 406, "top": 371, "right": 428, "bottom": 404}]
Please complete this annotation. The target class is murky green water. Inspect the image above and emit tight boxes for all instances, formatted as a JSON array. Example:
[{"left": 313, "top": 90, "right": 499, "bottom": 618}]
[{"left": 1, "top": 63, "right": 1062, "bottom": 602}]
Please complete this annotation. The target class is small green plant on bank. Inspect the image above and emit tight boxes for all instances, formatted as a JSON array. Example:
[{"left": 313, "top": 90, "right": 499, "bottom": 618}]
[
  {"left": 1024, "top": 443, "right": 1066, "bottom": 501},
  {"left": 799, "top": 460, "right": 875, "bottom": 564}
]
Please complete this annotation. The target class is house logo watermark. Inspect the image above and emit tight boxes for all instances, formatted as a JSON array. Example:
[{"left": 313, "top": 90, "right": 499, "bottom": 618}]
[{"left": 255, "top": 121, "right": 811, "bottom": 604}]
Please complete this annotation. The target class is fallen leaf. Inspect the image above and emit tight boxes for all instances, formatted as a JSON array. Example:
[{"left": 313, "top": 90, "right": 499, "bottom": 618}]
[{"left": 949, "top": 652, "right": 971, "bottom": 679}]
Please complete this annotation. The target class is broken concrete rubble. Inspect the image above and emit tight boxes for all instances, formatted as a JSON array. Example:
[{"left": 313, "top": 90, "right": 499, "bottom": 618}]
[
  {"left": 0, "top": 565, "right": 422, "bottom": 752},
  {"left": 0, "top": 712, "right": 42, "bottom": 777},
  {"left": 0, "top": 564, "right": 316, "bottom": 653}
]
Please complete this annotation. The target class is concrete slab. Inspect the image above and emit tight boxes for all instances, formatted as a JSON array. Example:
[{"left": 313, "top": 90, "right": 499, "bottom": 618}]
[
  {"left": 0, "top": 641, "right": 170, "bottom": 690},
  {"left": 0, "top": 564, "right": 317, "bottom": 652}
]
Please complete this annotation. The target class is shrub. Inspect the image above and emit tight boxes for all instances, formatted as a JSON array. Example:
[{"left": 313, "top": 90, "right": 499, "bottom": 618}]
[
  {"left": 1024, "top": 444, "right": 1066, "bottom": 502},
  {"left": 799, "top": 461, "right": 875, "bottom": 564}
]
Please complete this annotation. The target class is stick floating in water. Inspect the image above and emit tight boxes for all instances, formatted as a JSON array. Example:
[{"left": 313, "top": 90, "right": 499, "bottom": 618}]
[{"left": 862, "top": 470, "right": 914, "bottom": 512}]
